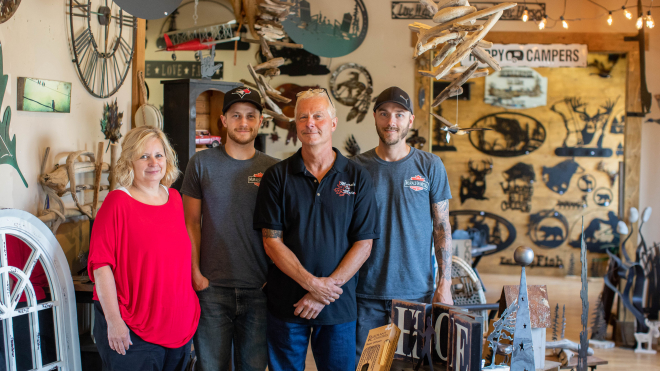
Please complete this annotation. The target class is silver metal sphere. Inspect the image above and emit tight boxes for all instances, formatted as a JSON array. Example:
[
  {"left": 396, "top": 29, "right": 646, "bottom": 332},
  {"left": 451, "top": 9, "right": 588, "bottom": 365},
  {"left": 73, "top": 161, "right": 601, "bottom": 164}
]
[{"left": 514, "top": 246, "right": 535, "bottom": 266}]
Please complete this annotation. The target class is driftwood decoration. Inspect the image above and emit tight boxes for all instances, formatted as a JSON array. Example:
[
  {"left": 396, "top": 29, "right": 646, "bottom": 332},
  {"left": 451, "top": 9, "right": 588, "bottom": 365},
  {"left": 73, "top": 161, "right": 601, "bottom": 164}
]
[
  {"left": 409, "top": 0, "right": 516, "bottom": 134},
  {"left": 38, "top": 143, "right": 117, "bottom": 233}
]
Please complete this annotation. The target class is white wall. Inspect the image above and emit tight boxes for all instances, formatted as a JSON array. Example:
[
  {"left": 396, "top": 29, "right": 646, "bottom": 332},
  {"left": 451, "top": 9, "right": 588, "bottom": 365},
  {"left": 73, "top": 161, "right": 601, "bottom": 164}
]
[{"left": 1, "top": 0, "right": 658, "bottom": 247}]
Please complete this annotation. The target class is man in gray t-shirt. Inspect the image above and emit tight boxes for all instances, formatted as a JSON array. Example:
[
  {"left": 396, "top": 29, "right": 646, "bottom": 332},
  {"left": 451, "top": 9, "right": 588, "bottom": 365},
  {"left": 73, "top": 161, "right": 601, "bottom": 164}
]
[
  {"left": 351, "top": 87, "right": 453, "bottom": 362},
  {"left": 181, "top": 87, "right": 278, "bottom": 371}
]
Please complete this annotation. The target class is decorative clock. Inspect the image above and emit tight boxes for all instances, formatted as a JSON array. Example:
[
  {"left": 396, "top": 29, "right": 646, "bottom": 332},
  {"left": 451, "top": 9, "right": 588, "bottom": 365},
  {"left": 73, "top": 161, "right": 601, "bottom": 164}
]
[
  {"left": 0, "top": 0, "right": 21, "bottom": 24},
  {"left": 67, "top": 0, "right": 137, "bottom": 98}
]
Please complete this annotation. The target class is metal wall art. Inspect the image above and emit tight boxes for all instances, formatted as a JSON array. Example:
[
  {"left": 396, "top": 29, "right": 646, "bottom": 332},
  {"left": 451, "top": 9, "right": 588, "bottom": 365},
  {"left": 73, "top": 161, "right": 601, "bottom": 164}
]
[
  {"left": 468, "top": 112, "right": 546, "bottom": 157},
  {"left": 432, "top": 106, "right": 457, "bottom": 151},
  {"left": 449, "top": 210, "right": 516, "bottom": 255},
  {"left": 263, "top": 48, "right": 330, "bottom": 76},
  {"left": 459, "top": 159, "right": 493, "bottom": 204},
  {"left": 568, "top": 211, "right": 619, "bottom": 253},
  {"left": 592, "top": 187, "right": 613, "bottom": 207},
  {"left": 406, "top": 128, "right": 427, "bottom": 150},
  {"left": 500, "top": 162, "right": 535, "bottom": 213},
  {"left": 587, "top": 53, "right": 622, "bottom": 79},
  {"left": 484, "top": 67, "right": 548, "bottom": 109},
  {"left": 329, "top": 63, "right": 373, "bottom": 123},
  {"left": 527, "top": 209, "right": 569, "bottom": 249},
  {"left": 0, "top": 43, "right": 27, "bottom": 187},
  {"left": 578, "top": 219, "right": 588, "bottom": 371},
  {"left": 345, "top": 134, "right": 360, "bottom": 157},
  {"left": 541, "top": 159, "right": 584, "bottom": 195},
  {"left": 577, "top": 174, "right": 596, "bottom": 193},
  {"left": 616, "top": 143, "right": 624, "bottom": 156},
  {"left": 551, "top": 97, "right": 618, "bottom": 157},
  {"left": 281, "top": 0, "right": 368, "bottom": 58},
  {"left": 556, "top": 195, "right": 588, "bottom": 210},
  {"left": 100, "top": 99, "right": 124, "bottom": 150},
  {"left": 596, "top": 161, "right": 619, "bottom": 187},
  {"left": 609, "top": 114, "right": 625, "bottom": 134}
]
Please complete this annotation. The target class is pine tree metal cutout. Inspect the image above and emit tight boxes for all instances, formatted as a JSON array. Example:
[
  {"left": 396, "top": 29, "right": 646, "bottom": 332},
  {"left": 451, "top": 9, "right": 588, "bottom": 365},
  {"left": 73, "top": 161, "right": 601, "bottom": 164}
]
[
  {"left": 511, "top": 246, "right": 536, "bottom": 371},
  {"left": 0, "top": 42, "right": 27, "bottom": 187},
  {"left": 578, "top": 218, "right": 589, "bottom": 371},
  {"left": 561, "top": 305, "right": 566, "bottom": 339},
  {"left": 590, "top": 293, "right": 607, "bottom": 341},
  {"left": 552, "top": 303, "right": 559, "bottom": 341},
  {"left": 484, "top": 299, "right": 517, "bottom": 369}
]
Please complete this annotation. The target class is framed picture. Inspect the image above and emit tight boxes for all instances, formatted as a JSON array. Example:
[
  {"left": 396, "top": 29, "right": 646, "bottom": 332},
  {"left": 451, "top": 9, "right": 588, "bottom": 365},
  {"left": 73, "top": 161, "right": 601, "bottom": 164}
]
[{"left": 17, "top": 77, "right": 71, "bottom": 113}]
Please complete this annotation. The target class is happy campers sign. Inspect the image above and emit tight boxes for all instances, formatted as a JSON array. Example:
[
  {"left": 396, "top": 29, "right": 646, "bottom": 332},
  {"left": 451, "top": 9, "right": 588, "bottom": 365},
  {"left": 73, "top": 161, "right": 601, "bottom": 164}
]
[{"left": 461, "top": 44, "right": 588, "bottom": 68}]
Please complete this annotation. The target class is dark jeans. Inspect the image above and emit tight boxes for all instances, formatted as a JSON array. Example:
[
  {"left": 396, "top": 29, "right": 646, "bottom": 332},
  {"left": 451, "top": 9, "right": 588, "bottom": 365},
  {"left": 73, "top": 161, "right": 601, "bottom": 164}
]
[
  {"left": 193, "top": 286, "right": 267, "bottom": 371},
  {"left": 355, "top": 295, "right": 431, "bottom": 365},
  {"left": 93, "top": 301, "right": 192, "bottom": 371},
  {"left": 267, "top": 311, "right": 356, "bottom": 371}
]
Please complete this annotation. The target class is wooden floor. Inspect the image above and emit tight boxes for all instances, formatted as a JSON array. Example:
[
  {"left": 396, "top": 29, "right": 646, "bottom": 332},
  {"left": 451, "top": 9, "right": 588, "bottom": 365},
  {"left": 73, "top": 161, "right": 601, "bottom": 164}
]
[{"left": 301, "top": 273, "right": 660, "bottom": 370}]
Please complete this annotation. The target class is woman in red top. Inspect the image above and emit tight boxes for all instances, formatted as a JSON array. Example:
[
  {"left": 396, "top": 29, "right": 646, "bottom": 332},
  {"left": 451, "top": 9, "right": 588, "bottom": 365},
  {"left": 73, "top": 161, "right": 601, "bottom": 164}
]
[{"left": 88, "top": 126, "right": 200, "bottom": 371}]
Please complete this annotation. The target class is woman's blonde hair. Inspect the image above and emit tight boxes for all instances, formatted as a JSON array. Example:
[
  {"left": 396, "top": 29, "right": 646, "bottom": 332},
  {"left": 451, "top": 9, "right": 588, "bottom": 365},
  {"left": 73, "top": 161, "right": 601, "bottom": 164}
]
[{"left": 114, "top": 126, "right": 180, "bottom": 188}]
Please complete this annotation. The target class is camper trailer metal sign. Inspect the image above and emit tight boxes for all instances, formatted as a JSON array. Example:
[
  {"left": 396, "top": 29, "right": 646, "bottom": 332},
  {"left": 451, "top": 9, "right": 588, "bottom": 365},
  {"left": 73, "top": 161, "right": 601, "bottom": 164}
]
[{"left": 461, "top": 44, "right": 588, "bottom": 68}]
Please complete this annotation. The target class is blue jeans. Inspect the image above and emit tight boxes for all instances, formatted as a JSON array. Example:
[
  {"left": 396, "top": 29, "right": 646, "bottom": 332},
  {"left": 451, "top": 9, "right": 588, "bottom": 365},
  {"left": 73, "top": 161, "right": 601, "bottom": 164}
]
[
  {"left": 355, "top": 295, "right": 431, "bottom": 366},
  {"left": 267, "top": 311, "right": 356, "bottom": 371},
  {"left": 193, "top": 286, "right": 267, "bottom": 371},
  {"left": 94, "top": 301, "right": 192, "bottom": 371}
]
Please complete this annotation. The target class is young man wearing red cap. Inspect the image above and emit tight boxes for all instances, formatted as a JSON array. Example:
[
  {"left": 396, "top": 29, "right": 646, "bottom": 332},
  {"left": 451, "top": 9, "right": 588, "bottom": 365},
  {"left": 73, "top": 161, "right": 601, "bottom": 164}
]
[
  {"left": 181, "top": 86, "right": 279, "bottom": 371},
  {"left": 352, "top": 86, "right": 454, "bottom": 362}
]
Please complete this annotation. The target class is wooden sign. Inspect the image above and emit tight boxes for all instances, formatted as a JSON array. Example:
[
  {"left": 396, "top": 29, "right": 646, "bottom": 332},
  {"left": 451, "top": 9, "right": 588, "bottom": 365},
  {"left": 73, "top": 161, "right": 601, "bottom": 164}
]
[
  {"left": 145, "top": 60, "right": 224, "bottom": 80},
  {"left": 432, "top": 303, "right": 468, "bottom": 364},
  {"left": 452, "top": 314, "right": 484, "bottom": 371},
  {"left": 391, "top": 300, "right": 432, "bottom": 361}
]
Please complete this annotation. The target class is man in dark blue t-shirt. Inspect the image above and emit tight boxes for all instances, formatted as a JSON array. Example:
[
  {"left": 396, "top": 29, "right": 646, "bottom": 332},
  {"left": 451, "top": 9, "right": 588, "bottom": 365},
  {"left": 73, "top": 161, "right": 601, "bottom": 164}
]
[
  {"left": 254, "top": 89, "right": 379, "bottom": 371},
  {"left": 352, "top": 87, "right": 454, "bottom": 363}
]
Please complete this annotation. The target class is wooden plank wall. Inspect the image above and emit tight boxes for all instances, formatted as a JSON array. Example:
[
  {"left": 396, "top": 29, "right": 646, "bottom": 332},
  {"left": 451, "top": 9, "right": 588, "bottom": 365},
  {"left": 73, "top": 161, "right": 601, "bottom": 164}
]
[{"left": 412, "top": 32, "right": 643, "bottom": 277}]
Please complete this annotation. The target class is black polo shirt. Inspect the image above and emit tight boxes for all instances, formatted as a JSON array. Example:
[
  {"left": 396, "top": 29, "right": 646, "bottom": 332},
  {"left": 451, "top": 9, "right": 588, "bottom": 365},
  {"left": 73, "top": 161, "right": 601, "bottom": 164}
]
[{"left": 253, "top": 148, "right": 380, "bottom": 325}]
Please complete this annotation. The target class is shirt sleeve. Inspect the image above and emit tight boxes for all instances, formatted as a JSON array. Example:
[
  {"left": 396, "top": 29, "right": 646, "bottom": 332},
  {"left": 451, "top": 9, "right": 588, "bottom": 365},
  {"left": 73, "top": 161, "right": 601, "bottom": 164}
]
[
  {"left": 87, "top": 192, "right": 120, "bottom": 277},
  {"left": 429, "top": 156, "right": 452, "bottom": 204},
  {"left": 253, "top": 167, "right": 284, "bottom": 231},
  {"left": 348, "top": 168, "right": 380, "bottom": 243},
  {"left": 180, "top": 153, "right": 202, "bottom": 200}
]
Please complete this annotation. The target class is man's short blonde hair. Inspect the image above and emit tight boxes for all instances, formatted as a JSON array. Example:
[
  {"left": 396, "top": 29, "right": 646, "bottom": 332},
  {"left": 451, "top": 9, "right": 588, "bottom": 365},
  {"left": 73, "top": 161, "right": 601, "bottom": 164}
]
[
  {"left": 294, "top": 89, "right": 336, "bottom": 119},
  {"left": 114, "top": 126, "right": 180, "bottom": 188}
]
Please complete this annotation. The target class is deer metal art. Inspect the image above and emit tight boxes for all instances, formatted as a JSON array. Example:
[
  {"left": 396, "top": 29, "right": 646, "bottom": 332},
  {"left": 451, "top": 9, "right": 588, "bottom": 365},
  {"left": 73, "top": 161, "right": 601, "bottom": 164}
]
[
  {"left": 551, "top": 97, "right": 618, "bottom": 153},
  {"left": 460, "top": 159, "right": 493, "bottom": 204}
]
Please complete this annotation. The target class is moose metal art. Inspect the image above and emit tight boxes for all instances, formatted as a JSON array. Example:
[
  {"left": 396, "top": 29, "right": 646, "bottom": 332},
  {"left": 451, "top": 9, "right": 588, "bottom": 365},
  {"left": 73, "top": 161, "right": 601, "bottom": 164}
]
[
  {"left": 468, "top": 112, "right": 546, "bottom": 157},
  {"left": 542, "top": 159, "right": 584, "bottom": 195},
  {"left": 577, "top": 174, "right": 596, "bottom": 193},
  {"left": 500, "top": 162, "right": 535, "bottom": 212},
  {"left": 460, "top": 159, "right": 493, "bottom": 204},
  {"left": 551, "top": 96, "right": 618, "bottom": 157}
]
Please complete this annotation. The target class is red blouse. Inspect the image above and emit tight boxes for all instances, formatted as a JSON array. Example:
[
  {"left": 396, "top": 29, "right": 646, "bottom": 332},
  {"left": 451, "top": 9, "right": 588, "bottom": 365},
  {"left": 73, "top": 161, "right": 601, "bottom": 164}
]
[{"left": 88, "top": 188, "right": 200, "bottom": 348}]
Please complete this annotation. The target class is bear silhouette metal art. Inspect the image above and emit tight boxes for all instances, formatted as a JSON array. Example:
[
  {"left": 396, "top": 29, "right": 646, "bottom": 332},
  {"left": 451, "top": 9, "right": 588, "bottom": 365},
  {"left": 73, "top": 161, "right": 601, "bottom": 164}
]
[
  {"left": 593, "top": 187, "right": 613, "bottom": 207},
  {"left": 468, "top": 112, "right": 546, "bottom": 157},
  {"left": 568, "top": 211, "right": 620, "bottom": 253},
  {"left": 542, "top": 159, "right": 585, "bottom": 195},
  {"left": 551, "top": 96, "right": 618, "bottom": 157},
  {"left": 460, "top": 159, "right": 493, "bottom": 204},
  {"left": 449, "top": 210, "right": 517, "bottom": 255},
  {"left": 501, "top": 162, "right": 535, "bottom": 212},
  {"left": 527, "top": 209, "right": 569, "bottom": 249}
]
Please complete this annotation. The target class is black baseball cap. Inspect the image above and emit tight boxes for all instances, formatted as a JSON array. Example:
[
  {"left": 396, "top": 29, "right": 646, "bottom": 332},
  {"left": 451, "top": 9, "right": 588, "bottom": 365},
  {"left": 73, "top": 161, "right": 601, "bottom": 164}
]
[
  {"left": 373, "top": 86, "right": 413, "bottom": 114},
  {"left": 223, "top": 86, "right": 264, "bottom": 113}
]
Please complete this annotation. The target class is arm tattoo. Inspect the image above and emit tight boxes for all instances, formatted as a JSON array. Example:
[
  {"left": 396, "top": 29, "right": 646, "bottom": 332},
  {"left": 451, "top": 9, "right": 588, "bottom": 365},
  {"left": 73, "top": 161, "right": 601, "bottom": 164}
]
[
  {"left": 432, "top": 200, "right": 452, "bottom": 282},
  {"left": 262, "top": 229, "right": 283, "bottom": 238}
]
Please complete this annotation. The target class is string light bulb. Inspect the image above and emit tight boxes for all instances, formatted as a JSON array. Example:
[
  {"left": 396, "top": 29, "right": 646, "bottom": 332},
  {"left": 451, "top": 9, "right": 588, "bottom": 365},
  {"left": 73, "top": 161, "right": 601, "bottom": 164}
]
[
  {"left": 637, "top": 15, "right": 644, "bottom": 29},
  {"left": 647, "top": 11, "right": 655, "bottom": 28},
  {"left": 522, "top": 7, "right": 529, "bottom": 22},
  {"left": 561, "top": 16, "right": 568, "bottom": 29},
  {"left": 539, "top": 16, "right": 547, "bottom": 29},
  {"left": 623, "top": 6, "right": 632, "bottom": 19},
  {"left": 607, "top": 11, "right": 613, "bottom": 26}
]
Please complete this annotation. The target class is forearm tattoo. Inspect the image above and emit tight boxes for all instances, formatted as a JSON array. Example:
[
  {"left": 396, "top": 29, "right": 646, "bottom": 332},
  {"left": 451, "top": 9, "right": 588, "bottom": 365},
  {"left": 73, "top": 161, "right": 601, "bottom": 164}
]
[
  {"left": 262, "top": 229, "right": 283, "bottom": 238},
  {"left": 432, "top": 200, "right": 452, "bottom": 282}
]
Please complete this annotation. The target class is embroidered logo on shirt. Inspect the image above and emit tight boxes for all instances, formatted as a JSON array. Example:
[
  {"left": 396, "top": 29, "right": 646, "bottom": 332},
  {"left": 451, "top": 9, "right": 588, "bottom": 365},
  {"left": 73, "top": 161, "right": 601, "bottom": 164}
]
[
  {"left": 334, "top": 181, "right": 356, "bottom": 196},
  {"left": 404, "top": 175, "right": 429, "bottom": 191},
  {"left": 248, "top": 172, "right": 263, "bottom": 187},
  {"left": 233, "top": 88, "right": 252, "bottom": 98}
]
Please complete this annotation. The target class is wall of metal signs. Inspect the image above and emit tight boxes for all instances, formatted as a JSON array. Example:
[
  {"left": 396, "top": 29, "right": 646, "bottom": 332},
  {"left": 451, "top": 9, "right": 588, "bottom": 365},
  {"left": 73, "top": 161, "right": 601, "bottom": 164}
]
[{"left": 433, "top": 52, "right": 626, "bottom": 277}]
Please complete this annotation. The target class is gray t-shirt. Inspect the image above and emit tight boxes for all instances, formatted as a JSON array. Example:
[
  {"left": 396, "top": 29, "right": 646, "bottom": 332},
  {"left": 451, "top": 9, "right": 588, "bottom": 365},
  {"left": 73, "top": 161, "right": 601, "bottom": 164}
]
[
  {"left": 352, "top": 147, "right": 452, "bottom": 299},
  {"left": 180, "top": 146, "right": 279, "bottom": 288}
]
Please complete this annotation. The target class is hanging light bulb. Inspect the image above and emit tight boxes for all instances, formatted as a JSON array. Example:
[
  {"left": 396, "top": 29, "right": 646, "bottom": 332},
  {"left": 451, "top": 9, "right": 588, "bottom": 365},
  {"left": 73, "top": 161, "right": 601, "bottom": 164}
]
[
  {"left": 561, "top": 16, "right": 568, "bottom": 29},
  {"left": 646, "top": 11, "right": 655, "bottom": 28},
  {"left": 623, "top": 6, "right": 632, "bottom": 19},
  {"left": 607, "top": 11, "right": 613, "bottom": 26},
  {"left": 522, "top": 7, "right": 529, "bottom": 22},
  {"left": 539, "top": 16, "right": 547, "bottom": 29},
  {"left": 637, "top": 15, "right": 644, "bottom": 29}
]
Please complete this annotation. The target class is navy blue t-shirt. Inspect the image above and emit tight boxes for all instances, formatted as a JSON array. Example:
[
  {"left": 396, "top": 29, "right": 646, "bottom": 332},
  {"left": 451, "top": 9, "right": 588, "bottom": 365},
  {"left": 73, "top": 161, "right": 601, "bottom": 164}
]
[{"left": 253, "top": 148, "right": 380, "bottom": 325}]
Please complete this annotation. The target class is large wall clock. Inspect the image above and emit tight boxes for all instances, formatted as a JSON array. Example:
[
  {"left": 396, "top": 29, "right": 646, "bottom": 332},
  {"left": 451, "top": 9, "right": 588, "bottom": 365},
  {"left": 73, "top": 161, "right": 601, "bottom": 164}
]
[
  {"left": 0, "top": 0, "right": 21, "bottom": 24},
  {"left": 67, "top": 0, "right": 137, "bottom": 98}
]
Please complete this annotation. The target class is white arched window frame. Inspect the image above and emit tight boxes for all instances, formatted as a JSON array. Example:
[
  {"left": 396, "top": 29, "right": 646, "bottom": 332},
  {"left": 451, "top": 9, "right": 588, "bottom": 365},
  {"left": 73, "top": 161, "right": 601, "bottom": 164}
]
[{"left": 0, "top": 209, "right": 81, "bottom": 371}]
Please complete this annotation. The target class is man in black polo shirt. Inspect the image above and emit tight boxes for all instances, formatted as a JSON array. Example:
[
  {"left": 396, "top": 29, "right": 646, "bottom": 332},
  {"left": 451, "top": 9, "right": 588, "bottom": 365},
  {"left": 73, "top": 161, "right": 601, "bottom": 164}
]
[{"left": 254, "top": 89, "right": 379, "bottom": 371}]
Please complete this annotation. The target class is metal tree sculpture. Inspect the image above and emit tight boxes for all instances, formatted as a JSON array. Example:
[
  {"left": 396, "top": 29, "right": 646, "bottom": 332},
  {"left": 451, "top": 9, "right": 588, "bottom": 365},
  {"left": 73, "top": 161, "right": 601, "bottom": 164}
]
[
  {"left": 590, "top": 294, "right": 607, "bottom": 341},
  {"left": 578, "top": 218, "right": 589, "bottom": 371},
  {"left": 511, "top": 246, "right": 536, "bottom": 371},
  {"left": 484, "top": 299, "right": 518, "bottom": 369}
]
